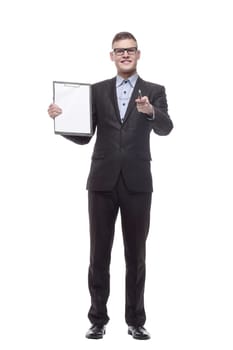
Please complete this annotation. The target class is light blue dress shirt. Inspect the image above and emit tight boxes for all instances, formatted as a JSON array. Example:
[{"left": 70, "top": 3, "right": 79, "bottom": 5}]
[{"left": 116, "top": 74, "right": 138, "bottom": 121}]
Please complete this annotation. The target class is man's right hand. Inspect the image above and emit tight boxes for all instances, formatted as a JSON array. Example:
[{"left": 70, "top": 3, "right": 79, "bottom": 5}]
[{"left": 48, "top": 104, "right": 63, "bottom": 119}]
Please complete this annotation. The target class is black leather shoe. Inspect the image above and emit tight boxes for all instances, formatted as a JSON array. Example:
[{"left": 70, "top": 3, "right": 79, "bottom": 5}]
[
  {"left": 128, "top": 326, "right": 150, "bottom": 340},
  {"left": 85, "top": 324, "right": 106, "bottom": 339}
]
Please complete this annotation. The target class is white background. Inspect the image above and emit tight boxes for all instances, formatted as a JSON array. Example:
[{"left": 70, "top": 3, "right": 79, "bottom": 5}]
[{"left": 0, "top": 0, "right": 232, "bottom": 349}]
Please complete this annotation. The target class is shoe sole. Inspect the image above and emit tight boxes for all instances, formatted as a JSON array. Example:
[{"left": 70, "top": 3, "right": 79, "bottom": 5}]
[{"left": 86, "top": 335, "right": 103, "bottom": 339}]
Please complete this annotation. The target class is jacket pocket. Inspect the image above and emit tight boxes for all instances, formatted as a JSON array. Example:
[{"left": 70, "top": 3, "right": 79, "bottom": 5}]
[{"left": 91, "top": 153, "right": 105, "bottom": 160}]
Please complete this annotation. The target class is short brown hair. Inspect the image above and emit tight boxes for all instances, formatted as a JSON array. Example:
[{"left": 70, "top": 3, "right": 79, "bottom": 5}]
[{"left": 112, "top": 32, "right": 138, "bottom": 48}]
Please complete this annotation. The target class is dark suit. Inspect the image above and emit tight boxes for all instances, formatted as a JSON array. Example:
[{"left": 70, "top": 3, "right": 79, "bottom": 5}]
[{"left": 64, "top": 76, "right": 173, "bottom": 326}]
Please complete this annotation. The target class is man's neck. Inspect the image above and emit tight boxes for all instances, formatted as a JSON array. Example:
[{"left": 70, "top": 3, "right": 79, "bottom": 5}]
[{"left": 118, "top": 70, "right": 137, "bottom": 80}]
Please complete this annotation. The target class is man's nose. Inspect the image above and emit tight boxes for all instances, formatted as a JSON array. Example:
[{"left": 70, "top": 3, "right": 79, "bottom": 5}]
[{"left": 122, "top": 49, "right": 129, "bottom": 56}]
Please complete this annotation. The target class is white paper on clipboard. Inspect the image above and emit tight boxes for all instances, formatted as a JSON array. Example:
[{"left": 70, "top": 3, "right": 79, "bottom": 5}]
[{"left": 53, "top": 81, "right": 92, "bottom": 136}]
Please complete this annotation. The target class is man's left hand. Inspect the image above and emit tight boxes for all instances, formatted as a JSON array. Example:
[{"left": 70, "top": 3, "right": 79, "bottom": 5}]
[{"left": 135, "top": 96, "right": 154, "bottom": 116}]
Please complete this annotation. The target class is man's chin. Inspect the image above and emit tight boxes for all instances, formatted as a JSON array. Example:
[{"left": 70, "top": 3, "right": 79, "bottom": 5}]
[{"left": 119, "top": 67, "right": 135, "bottom": 75}]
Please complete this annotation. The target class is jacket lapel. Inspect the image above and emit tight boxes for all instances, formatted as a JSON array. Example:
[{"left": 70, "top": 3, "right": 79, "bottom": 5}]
[
  {"left": 122, "top": 77, "right": 143, "bottom": 124},
  {"left": 109, "top": 76, "right": 144, "bottom": 125},
  {"left": 109, "top": 77, "right": 122, "bottom": 124}
]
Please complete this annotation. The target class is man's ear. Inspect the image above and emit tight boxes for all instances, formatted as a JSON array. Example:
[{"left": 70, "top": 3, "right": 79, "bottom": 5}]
[{"left": 110, "top": 51, "right": 114, "bottom": 61}]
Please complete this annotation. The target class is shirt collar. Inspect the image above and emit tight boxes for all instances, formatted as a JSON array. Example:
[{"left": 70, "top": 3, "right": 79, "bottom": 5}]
[{"left": 116, "top": 73, "right": 138, "bottom": 88}]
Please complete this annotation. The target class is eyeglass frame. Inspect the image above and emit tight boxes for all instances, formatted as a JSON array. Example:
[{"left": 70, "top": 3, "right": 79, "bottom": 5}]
[{"left": 112, "top": 47, "right": 138, "bottom": 56}]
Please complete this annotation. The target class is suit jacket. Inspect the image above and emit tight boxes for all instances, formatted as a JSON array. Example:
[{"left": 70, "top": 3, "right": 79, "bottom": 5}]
[{"left": 64, "top": 76, "right": 173, "bottom": 192}]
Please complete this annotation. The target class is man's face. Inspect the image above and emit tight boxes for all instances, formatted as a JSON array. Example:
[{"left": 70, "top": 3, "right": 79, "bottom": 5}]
[{"left": 110, "top": 39, "right": 140, "bottom": 76}]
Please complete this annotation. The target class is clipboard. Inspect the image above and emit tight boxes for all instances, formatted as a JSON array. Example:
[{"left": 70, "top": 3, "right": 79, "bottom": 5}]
[{"left": 53, "top": 81, "right": 93, "bottom": 136}]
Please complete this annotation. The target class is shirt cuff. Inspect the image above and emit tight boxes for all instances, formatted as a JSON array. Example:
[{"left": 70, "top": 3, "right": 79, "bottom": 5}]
[{"left": 146, "top": 106, "right": 155, "bottom": 121}]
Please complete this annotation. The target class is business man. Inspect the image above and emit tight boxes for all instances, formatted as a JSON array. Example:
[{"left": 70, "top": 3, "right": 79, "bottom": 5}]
[{"left": 48, "top": 31, "right": 173, "bottom": 340}]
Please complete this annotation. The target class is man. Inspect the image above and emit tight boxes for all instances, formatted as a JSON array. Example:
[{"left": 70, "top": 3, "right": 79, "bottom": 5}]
[{"left": 48, "top": 31, "right": 173, "bottom": 340}]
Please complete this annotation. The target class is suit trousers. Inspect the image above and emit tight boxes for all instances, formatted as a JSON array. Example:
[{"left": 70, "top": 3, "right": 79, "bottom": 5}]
[{"left": 87, "top": 173, "right": 152, "bottom": 326}]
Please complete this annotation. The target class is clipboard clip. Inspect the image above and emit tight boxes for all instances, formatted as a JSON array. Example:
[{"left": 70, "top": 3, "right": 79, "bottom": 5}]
[{"left": 63, "top": 83, "right": 81, "bottom": 88}]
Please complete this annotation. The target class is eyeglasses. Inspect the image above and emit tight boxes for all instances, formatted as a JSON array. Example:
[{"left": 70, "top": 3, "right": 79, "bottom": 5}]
[{"left": 113, "top": 47, "right": 138, "bottom": 56}]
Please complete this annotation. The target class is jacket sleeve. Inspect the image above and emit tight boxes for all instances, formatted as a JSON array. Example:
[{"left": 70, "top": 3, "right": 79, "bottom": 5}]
[
  {"left": 61, "top": 85, "right": 97, "bottom": 145},
  {"left": 151, "top": 86, "right": 173, "bottom": 136}
]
